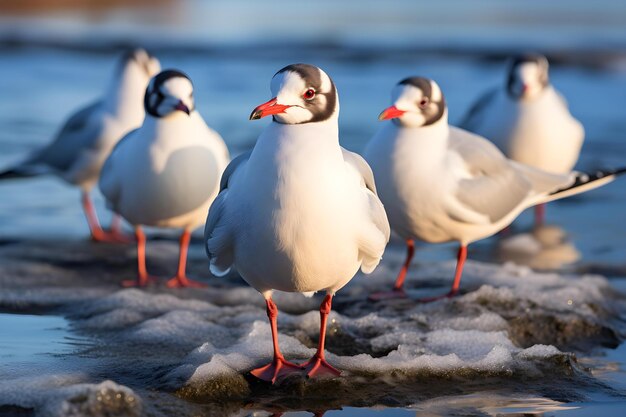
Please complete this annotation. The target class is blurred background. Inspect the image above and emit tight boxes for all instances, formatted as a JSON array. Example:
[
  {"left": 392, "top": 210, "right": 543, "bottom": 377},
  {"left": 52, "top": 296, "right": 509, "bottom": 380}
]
[{"left": 0, "top": 0, "right": 624, "bottom": 272}]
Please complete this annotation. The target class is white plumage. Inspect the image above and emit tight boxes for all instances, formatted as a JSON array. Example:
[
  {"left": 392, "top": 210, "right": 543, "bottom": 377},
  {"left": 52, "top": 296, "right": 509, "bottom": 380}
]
[
  {"left": 100, "top": 70, "right": 229, "bottom": 288},
  {"left": 365, "top": 76, "right": 617, "bottom": 301},
  {"left": 207, "top": 121, "right": 388, "bottom": 292},
  {"left": 460, "top": 55, "right": 584, "bottom": 225},
  {"left": 0, "top": 49, "right": 161, "bottom": 242},
  {"left": 100, "top": 112, "right": 229, "bottom": 229},
  {"left": 205, "top": 63, "right": 389, "bottom": 382},
  {"left": 461, "top": 87, "right": 584, "bottom": 175}
]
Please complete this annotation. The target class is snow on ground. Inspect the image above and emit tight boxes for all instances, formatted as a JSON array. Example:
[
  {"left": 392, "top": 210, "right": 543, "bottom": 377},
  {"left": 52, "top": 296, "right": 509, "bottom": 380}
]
[{"left": 0, "top": 238, "right": 624, "bottom": 416}]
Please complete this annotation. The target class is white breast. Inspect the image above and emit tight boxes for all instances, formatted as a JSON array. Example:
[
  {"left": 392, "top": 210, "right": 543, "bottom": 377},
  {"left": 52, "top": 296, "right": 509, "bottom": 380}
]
[
  {"left": 102, "top": 112, "right": 229, "bottom": 229},
  {"left": 365, "top": 121, "right": 454, "bottom": 243},
  {"left": 227, "top": 122, "right": 368, "bottom": 294},
  {"left": 471, "top": 87, "right": 584, "bottom": 174}
]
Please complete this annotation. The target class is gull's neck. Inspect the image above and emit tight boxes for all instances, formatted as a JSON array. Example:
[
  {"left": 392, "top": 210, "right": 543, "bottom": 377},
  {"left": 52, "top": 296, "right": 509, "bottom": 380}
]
[{"left": 103, "top": 67, "right": 147, "bottom": 122}]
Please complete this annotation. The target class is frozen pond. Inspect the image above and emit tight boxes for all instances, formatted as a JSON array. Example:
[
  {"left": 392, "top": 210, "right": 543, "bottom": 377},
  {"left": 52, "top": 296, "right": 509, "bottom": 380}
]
[{"left": 0, "top": 240, "right": 625, "bottom": 416}]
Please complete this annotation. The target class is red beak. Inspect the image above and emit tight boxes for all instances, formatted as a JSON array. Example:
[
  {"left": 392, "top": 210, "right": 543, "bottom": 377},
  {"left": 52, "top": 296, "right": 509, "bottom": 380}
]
[
  {"left": 249, "top": 97, "right": 291, "bottom": 120},
  {"left": 521, "top": 84, "right": 529, "bottom": 93},
  {"left": 378, "top": 105, "right": 406, "bottom": 121}
]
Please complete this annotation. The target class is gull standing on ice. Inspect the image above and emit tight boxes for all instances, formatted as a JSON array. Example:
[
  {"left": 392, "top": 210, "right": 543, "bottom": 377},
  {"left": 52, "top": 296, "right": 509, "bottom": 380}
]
[
  {"left": 99, "top": 70, "right": 229, "bottom": 288},
  {"left": 460, "top": 54, "right": 584, "bottom": 225},
  {"left": 204, "top": 64, "right": 389, "bottom": 382},
  {"left": 364, "top": 76, "right": 624, "bottom": 301},
  {"left": 0, "top": 49, "right": 161, "bottom": 242}
]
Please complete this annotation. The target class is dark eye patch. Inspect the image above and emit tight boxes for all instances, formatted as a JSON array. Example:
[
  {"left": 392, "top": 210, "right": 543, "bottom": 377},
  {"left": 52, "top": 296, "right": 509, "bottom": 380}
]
[
  {"left": 274, "top": 63, "right": 338, "bottom": 124},
  {"left": 396, "top": 76, "right": 445, "bottom": 126},
  {"left": 144, "top": 69, "right": 192, "bottom": 118}
]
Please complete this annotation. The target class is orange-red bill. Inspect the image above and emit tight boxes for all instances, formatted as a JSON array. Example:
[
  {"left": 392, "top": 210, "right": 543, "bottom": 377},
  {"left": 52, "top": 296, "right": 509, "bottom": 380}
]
[
  {"left": 249, "top": 97, "right": 291, "bottom": 120},
  {"left": 378, "top": 105, "right": 406, "bottom": 120}
]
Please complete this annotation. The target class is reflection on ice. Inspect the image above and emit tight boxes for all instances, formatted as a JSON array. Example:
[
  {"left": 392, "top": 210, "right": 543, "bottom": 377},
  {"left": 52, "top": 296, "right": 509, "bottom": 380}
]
[
  {"left": 0, "top": 239, "right": 624, "bottom": 416},
  {"left": 497, "top": 224, "right": 581, "bottom": 270},
  {"left": 413, "top": 393, "right": 575, "bottom": 416}
]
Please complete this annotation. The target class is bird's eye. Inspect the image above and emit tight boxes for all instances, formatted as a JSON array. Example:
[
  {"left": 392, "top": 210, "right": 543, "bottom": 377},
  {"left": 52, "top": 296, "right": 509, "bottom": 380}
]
[
  {"left": 419, "top": 98, "right": 429, "bottom": 108},
  {"left": 303, "top": 89, "right": 316, "bottom": 100}
]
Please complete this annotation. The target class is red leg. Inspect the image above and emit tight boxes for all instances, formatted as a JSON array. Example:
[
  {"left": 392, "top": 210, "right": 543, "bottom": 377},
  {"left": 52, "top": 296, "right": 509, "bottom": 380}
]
[
  {"left": 108, "top": 214, "right": 135, "bottom": 243},
  {"left": 369, "top": 239, "right": 414, "bottom": 300},
  {"left": 534, "top": 203, "right": 546, "bottom": 227},
  {"left": 250, "top": 298, "right": 303, "bottom": 383},
  {"left": 166, "top": 230, "right": 207, "bottom": 288},
  {"left": 301, "top": 294, "right": 341, "bottom": 378},
  {"left": 122, "top": 227, "right": 158, "bottom": 287},
  {"left": 418, "top": 245, "right": 467, "bottom": 303},
  {"left": 81, "top": 192, "right": 132, "bottom": 243},
  {"left": 82, "top": 191, "right": 107, "bottom": 241}
]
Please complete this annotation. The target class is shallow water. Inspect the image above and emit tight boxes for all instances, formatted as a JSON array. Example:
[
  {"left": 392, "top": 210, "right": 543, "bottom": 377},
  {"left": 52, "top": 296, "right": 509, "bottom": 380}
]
[
  {"left": 0, "top": 1, "right": 626, "bottom": 416},
  {"left": 0, "top": 313, "right": 69, "bottom": 365}
]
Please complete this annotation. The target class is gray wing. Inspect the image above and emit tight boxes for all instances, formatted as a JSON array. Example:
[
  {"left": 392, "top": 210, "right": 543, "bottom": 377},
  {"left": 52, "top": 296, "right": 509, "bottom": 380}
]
[
  {"left": 448, "top": 127, "right": 534, "bottom": 224},
  {"left": 219, "top": 150, "right": 251, "bottom": 192},
  {"left": 98, "top": 128, "right": 138, "bottom": 210},
  {"left": 32, "top": 100, "right": 103, "bottom": 172},
  {"left": 204, "top": 151, "right": 251, "bottom": 276},
  {"left": 458, "top": 88, "right": 498, "bottom": 131},
  {"left": 341, "top": 148, "right": 378, "bottom": 194},
  {"left": 342, "top": 147, "right": 390, "bottom": 242}
]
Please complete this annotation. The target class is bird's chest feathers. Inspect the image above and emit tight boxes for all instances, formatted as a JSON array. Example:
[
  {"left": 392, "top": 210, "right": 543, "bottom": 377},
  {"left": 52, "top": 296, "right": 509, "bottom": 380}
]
[
  {"left": 145, "top": 115, "right": 203, "bottom": 172},
  {"left": 247, "top": 125, "right": 350, "bottom": 250},
  {"left": 510, "top": 89, "right": 571, "bottom": 134}
]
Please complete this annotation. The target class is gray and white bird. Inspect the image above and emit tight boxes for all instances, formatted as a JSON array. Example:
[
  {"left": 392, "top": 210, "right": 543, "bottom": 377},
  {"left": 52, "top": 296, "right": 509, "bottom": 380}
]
[
  {"left": 364, "top": 76, "right": 623, "bottom": 301},
  {"left": 204, "top": 64, "right": 389, "bottom": 382},
  {"left": 460, "top": 54, "right": 584, "bottom": 225},
  {"left": 99, "top": 70, "right": 230, "bottom": 288},
  {"left": 0, "top": 49, "right": 161, "bottom": 242}
]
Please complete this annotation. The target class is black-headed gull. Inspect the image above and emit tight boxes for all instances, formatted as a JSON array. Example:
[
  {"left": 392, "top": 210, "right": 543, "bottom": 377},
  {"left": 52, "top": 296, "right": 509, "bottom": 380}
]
[
  {"left": 0, "top": 49, "right": 161, "bottom": 242},
  {"left": 460, "top": 54, "right": 584, "bottom": 226},
  {"left": 204, "top": 63, "right": 389, "bottom": 382},
  {"left": 99, "top": 70, "right": 230, "bottom": 288},
  {"left": 364, "top": 76, "right": 623, "bottom": 301}
]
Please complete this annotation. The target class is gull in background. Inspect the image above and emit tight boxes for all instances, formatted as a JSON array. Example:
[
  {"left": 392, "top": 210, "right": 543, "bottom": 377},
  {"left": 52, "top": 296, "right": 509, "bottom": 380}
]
[
  {"left": 99, "top": 70, "right": 229, "bottom": 288},
  {"left": 204, "top": 64, "right": 389, "bottom": 382},
  {"left": 0, "top": 49, "right": 161, "bottom": 242},
  {"left": 460, "top": 54, "right": 585, "bottom": 226},
  {"left": 364, "top": 76, "right": 624, "bottom": 301}
]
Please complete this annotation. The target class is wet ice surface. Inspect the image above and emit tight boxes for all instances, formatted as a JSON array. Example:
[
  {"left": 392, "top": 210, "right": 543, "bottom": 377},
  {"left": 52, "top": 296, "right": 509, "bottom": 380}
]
[{"left": 0, "top": 239, "right": 625, "bottom": 416}]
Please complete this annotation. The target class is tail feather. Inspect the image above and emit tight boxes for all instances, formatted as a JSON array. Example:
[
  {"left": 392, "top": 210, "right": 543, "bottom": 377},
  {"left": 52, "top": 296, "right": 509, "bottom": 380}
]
[
  {"left": 542, "top": 167, "right": 626, "bottom": 203},
  {"left": 0, "top": 160, "right": 52, "bottom": 180},
  {"left": 0, "top": 168, "right": 36, "bottom": 180}
]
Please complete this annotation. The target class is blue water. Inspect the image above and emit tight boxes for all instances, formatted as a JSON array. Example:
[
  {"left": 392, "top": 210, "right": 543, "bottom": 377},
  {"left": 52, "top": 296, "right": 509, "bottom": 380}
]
[{"left": 0, "top": 313, "right": 69, "bottom": 365}]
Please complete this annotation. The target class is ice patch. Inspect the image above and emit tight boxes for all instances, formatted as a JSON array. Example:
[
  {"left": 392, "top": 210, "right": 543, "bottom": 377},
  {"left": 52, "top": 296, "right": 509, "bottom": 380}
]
[
  {"left": 0, "top": 376, "right": 140, "bottom": 417},
  {"left": 0, "top": 240, "right": 624, "bottom": 409}
]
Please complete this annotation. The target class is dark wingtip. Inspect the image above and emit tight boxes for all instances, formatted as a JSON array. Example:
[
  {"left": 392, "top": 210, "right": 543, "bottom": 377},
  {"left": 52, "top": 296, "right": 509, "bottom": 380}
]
[{"left": 550, "top": 167, "right": 625, "bottom": 196}]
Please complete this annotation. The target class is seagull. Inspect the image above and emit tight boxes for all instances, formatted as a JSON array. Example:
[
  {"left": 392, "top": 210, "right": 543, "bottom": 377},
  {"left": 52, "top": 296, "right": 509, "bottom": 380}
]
[
  {"left": 364, "top": 76, "right": 624, "bottom": 301},
  {"left": 459, "top": 54, "right": 585, "bottom": 225},
  {"left": 99, "top": 69, "right": 230, "bottom": 288},
  {"left": 204, "top": 63, "right": 389, "bottom": 382},
  {"left": 0, "top": 48, "right": 161, "bottom": 242}
]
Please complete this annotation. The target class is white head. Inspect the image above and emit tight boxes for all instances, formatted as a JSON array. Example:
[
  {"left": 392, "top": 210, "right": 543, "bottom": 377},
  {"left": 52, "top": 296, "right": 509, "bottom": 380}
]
[
  {"left": 249, "top": 63, "right": 338, "bottom": 124},
  {"left": 507, "top": 54, "right": 550, "bottom": 100},
  {"left": 106, "top": 49, "right": 161, "bottom": 116},
  {"left": 144, "top": 70, "right": 195, "bottom": 119},
  {"left": 378, "top": 77, "right": 447, "bottom": 128}
]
